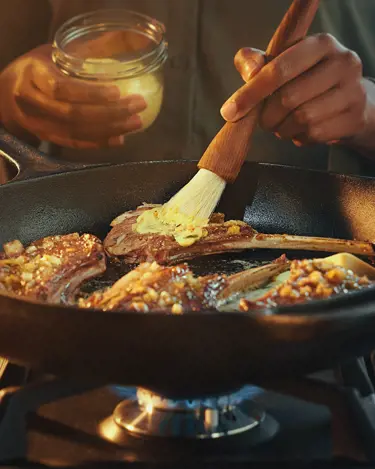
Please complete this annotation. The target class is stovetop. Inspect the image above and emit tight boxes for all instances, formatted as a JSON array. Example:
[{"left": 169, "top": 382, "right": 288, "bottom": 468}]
[
  {"left": 26, "top": 385, "right": 330, "bottom": 465},
  {"left": 0, "top": 361, "right": 373, "bottom": 467}
]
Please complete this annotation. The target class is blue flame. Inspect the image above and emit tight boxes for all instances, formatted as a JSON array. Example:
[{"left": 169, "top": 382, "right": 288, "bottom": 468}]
[{"left": 110, "top": 385, "right": 264, "bottom": 403}]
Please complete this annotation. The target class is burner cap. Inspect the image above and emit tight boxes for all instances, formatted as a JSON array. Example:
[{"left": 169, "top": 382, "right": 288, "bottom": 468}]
[{"left": 99, "top": 387, "right": 277, "bottom": 443}]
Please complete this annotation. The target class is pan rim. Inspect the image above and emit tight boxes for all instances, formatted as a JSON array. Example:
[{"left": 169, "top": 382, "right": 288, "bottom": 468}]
[{"left": 2, "top": 159, "right": 375, "bottom": 188}]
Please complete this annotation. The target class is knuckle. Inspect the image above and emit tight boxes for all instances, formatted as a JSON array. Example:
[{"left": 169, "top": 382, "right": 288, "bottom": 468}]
[
  {"left": 295, "top": 107, "right": 313, "bottom": 125},
  {"left": 356, "top": 82, "right": 367, "bottom": 107},
  {"left": 280, "top": 89, "right": 298, "bottom": 110},
  {"left": 259, "top": 112, "right": 272, "bottom": 131},
  {"left": 345, "top": 81, "right": 367, "bottom": 113},
  {"left": 306, "top": 124, "right": 322, "bottom": 142},
  {"left": 342, "top": 50, "right": 362, "bottom": 73},
  {"left": 316, "top": 33, "right": 337, "bottom": 53},
  {"left": 52, "top": 80, "right": 64, "bottom": 99},
  {"left": 354, "top": 110, "right": 366, "bottom": 131},
  {"left": 269, "top": 59, "right": 290, "bottom": 83},
  {"left": 69, "top": 104, "right": 82, "bottom": 122}
]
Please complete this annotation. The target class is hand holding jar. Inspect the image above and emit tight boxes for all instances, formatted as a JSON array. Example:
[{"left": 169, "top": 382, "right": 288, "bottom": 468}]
[{"left": 0, "top": 10, "right": 167, "bottom": 149}]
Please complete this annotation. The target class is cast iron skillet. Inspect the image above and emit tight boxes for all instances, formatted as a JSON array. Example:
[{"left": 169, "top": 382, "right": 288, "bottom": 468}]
[{"left": 1, "top": 129, "right": 375, "bottom": 399}]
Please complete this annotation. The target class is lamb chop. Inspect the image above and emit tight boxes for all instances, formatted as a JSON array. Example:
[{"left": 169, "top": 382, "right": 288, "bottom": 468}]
[
  {"left": 104, "top": 204, "right": 375, "bottom": 265},
  {"left": 239, "top": 258, "right": 373, "bottom": 311},
  {"left": 79, "top": 255, "right": 290, "bottom": 313},
  {"left": 0, "top": 233, "right": 106, "bottom": 304}
]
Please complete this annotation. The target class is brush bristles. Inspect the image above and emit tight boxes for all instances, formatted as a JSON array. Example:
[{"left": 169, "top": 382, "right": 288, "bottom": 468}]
[{"left": 163, "top": 169, "right": 226, "bottom": 222}]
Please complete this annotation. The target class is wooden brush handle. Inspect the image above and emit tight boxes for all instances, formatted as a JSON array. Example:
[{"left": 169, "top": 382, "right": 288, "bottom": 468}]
[{"left": 198, "top": 0, "right": 320, "bottom": 183}]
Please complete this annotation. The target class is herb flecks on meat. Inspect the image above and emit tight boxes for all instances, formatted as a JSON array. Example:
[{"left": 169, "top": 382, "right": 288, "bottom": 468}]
[
  {"left": 104, "top": 204, "right": 255, "bottom": 264},
  {"left": 80, "top": 261, "right": 227, "bottom": 313},
  {"left": 0, "top": 234, "right": 106, "bottom": 303},
  {"left": 239, "top": 259, "right": 372, "bottom": 311}
]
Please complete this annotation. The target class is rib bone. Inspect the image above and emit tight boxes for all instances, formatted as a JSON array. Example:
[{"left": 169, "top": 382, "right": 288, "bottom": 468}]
[
  {"left": 219, "top": 256, "right": 290, "bottom": 300},
  {"left": 247, "top": 233, "right": 374, "bottom": 257},
  {"left": 104, "top": 205, "right": 375, "bottom": 264}
]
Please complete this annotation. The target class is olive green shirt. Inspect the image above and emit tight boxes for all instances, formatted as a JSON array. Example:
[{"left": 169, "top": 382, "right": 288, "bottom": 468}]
[{"left": 2, "top": 0, "right": 375, "bottom": 175}]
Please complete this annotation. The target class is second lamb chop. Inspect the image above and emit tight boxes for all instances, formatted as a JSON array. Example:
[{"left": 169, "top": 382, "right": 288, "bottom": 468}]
[{"left": 79, "top": 256, "right": 290, "bottom": 313}]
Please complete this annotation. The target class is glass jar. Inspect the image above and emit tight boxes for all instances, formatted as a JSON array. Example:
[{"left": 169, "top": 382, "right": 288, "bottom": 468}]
[{"left": 52, "top": 9, "right": 168, "bottom": 131}]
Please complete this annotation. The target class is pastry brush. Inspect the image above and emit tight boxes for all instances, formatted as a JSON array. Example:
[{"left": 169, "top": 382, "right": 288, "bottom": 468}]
[{"left": 163, "top": 0, "right": 321, "bottom": 224}]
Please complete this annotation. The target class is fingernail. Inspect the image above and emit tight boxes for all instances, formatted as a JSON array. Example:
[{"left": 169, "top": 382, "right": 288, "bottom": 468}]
[
  {"left": 220, "top": 101, "right": 238, "bottom": 121},
  {"left": 243, "top": 66, "right": 256, "bottom": 82},
  {"left": 108, "top": 136, "right": 125, "bottom": 146},
  {"left": 237, "top": 47, "right": 264, "bottom": 81},
  {"left": 125, "top": 114, "right": 143, "bottom": 131},
  {"left": 242, "top": 52, "right": 262, "bottom": 81},
  {"left": 274, "top": 132, "right": 281, "bottom": 139},
  {"left": 328, "top": 140, "right": 339, "bottom": 145},
  {"left": 292, "top": 139, "right": 303, "bottom": 147},
  {"left": 127, "top": 97, "right": 147, "bottom": 114}
]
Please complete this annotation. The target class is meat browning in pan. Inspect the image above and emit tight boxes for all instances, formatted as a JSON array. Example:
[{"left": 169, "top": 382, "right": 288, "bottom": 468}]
[
  {"left": 104, "top": 204, "right": 255, "bottom": 264},
  {"left": 79, "top": 256, "right": 290, "bottom": 313},
  {"left": 79, "top": 262, "right": 227, "bottom": 313},
  {"left": 239, "top": 259, "right": 372, "bottom": 311},
  {"left": 0, "top": 234, "right": 106, "bottom": 304},
  {"left": 104, "top": 204, "right": 375, "bottom": 264}
]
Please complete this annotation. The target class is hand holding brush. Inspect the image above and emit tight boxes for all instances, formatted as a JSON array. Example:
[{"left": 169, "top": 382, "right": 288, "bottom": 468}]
[{"left": 162, "top": 0, "right": 321, "bottom": 227}]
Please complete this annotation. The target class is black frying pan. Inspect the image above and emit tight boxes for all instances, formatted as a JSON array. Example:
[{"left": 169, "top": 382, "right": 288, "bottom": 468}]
[{"left": 2, "top": 129, "right": 375, "bottom": 400}]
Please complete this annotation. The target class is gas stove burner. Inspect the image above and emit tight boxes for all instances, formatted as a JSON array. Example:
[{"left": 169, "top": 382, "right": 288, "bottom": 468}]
[{"left": 99, "top": 386, "right": 267, "bottom": 442}]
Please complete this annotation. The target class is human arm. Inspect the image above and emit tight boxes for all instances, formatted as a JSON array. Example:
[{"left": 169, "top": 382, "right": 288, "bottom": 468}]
[
  {"left": 0, "top": 0, "right": 148, "bottom": 149},
  {"left": 220, "top": 34, "right": 375, "bottom": 160},
  {"left": 0, "top": 44, "right": 146, "bottom": 149}
]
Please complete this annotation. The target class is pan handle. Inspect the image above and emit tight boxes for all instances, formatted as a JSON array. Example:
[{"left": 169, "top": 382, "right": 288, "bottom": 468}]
[{"left": 0, "top": 129, "right": 108, "bottom": 182}]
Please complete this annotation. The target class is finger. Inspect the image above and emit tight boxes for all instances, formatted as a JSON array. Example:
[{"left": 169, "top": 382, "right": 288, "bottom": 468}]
[
  {"left": 221, "top": 33, "right": 347, "bottom": 121},
  {"left": 16, "top": 82, "right": 147, "bottom": 124},
  {"left": 16, "top": 100, "right": 143, "bottom": 143},
  {"left": 31, "top": 57, "right": 121, "bottom": 104},
  {"left": 273, "top": 81, "right": 363, "bottom": 140},
  {"left": 260, "top": 53, "right": 361, "bottom": 132},
  {"left": 291, "top": 134, "right": 340, "bottom": 147},
  {"left": 297, "top": 107, "right": 365, "bottom": 145},
  {"left": 234, "top": 47, "right": 265, "bottom": 82},
  {"left": 39, "top": 134, "right": 126, "bottom": 149},
  {"left": 68, "top": 114, "right": 143, "bottom": 141},
  {"left": 310, "top": 108, "right": 366, "bottom": 143},
  {"left": 108, "top": 135, "right": 126, "bottom": 146}
]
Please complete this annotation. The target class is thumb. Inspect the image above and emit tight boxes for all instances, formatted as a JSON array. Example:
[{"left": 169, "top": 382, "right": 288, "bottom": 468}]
[{"left": 234, "top": 47, "right": 266, "bottom": 83}]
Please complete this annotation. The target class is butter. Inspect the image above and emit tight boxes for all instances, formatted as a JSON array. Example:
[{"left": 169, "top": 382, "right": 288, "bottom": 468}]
[
  {"left": 227, "top": 225, "right": 241, "bottom": 235},
  {"left": 81, "top": 58, "right": 163, "bottom": 130},
  {"left": 134, "top": 206, "right": 208, "bottom": 247}
]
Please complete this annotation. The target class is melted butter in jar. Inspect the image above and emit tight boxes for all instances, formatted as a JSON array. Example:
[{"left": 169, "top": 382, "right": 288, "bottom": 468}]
[
  {"left": 53, "top": 10, "right": 168, "bottom": 131},
  {"left": 79, "top": 55, "right": 163, "bottom": 130}
]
